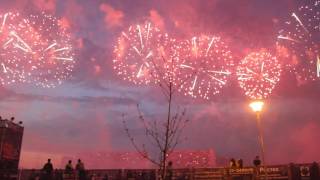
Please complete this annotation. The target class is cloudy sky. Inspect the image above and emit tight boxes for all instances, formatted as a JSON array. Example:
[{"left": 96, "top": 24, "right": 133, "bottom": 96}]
[{"left": 0, "top": 0, "right": 319, "bottom": 168}]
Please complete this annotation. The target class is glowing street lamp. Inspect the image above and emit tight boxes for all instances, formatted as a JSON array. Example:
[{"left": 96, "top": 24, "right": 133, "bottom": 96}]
[
  {"left": 249, "top": 101, "right": 264, "bottom": 113},
  {"left": 249, "top": 100, "right": 267, "bottom": 179}
]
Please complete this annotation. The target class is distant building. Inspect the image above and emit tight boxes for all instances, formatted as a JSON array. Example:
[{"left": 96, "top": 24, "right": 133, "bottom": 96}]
[
  {"left": 62, "top": 151, "right": 153, "bottom": 169},
  {"left": 0, "top": 117, "right": 24, "bottom": 178},
  {"left": 167, "top": 149, "right": 216, "bottom": 168},
  {"left": 61, "top": 149, "right": 216, "bottom": 169}
]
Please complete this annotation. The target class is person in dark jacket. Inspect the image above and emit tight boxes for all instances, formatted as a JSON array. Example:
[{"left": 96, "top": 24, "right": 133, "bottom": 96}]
[
  {"left": 165, "top": 161, "right": 173, "bottom": 180},
  {"left": 230, "top": 158, "right": 237, "bottom": 168},
  {"left": 65, "top": 160, "right": 74, "bottom": 174},
  {"left": 28, "top": 169, "right": 38, "bottom": 180},
  {"left": 237, "top": 159, "right": 243, "bottom": 168},
  {"left": 253, "top": 156, "right": 261, "bottom": 167},
  {"left": 42, "top": 159, "right": 53, "bottom": 180},
  {"left": 76, "top": 159, "right": 86, "bottom": 180},
  {"left": 310, "top": 162, "right": 320, "bottom": 180}
]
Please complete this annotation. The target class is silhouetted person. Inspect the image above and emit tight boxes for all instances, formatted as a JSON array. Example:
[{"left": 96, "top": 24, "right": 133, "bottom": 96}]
[
  {"left": 127, "top": 170, "right": 133, "bottom": 180},
  {"left": 165, "top": 161, "right": 173, "bottom": 180},
  {"left": 253, "top": 156, "right": 261, "bottom": 167},
  {"left": 310, "top": 162, "right": 319, "bottom": 180},
  {"left": 116, "top": 169, "right": 122, "bottom": 180},
  {"left": 102, "top": 174, "right": 109, "bottom": 180},
  {"left": 42, "top": 159, "right": 53, "bottom": 180},
  {"left": 76, "top": 159, "right": 86, "bottom": 180},
  {"left": 54, "top": 169, "right": 63, "bottom": 180},
  {"left": 65, "top": 160, "right": 74, "bottom": 174},
  {"left": 230, "top": 158, "right": 236, "bottom": 168},
  {"left": 289, "top": 163, "right": 301, "bottom": 180},
  {"left": 237, "top": 159, "right": 243, "bottom": 168},
  {"left": 28, "top": 169, "right": 37, "bottom": 180}
]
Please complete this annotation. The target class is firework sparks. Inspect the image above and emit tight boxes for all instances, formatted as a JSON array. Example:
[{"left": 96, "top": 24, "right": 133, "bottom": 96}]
[
  {"left": 113, "top": 22, "right": 178, "bottom": 85},
  {"left": 237, "top": 50, "right": 282, "bottom": 100},
  {"left": 0, "top": 12, "right": 36, "bottom": 85},
  {"left": 277, "top": 1, "right": 320, "bottom": 81},
  {"left": 0, "top": 12, "right": 75, "bottom": 87},
  {"left": 26, "top": 12, "right": 75, "bottom": 88},
  {"left": 176, "top": 35, "right": 234, "bottom": 99},
  {"left": 0, "top": 13, "right": 8, "bottom": 33}
]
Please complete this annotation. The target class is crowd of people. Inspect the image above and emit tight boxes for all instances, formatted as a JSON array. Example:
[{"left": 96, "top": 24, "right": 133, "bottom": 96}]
[
  {"left": 28, "top": 159, "right": 88, "bottom": 180},
  {"left": 25, "top": 157, "right": 319, "bottom": 180},
  {"left": 229, "top": 155, "right": 261, "bottom": 169}
]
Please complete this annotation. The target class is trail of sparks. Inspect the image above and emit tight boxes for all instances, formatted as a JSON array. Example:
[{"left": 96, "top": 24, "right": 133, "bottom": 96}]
[
  {"left": 10, "top": 31, "right": 32, "bottom": 52},
  {"left": 137, "top": 25, "right": 144, "bottom": 49},
  {"left": 0, "top": 13, "right": 8, "bottom": 33},
  {"left": 146, "top": 23, "right": 150, "bottom": 42},
  {"left": 206, "top": 37, "right": 214, "bottom": 56},
  {"left": 53, "top": 47, "right": 69, "bottom": 52},
  {"left": 13, "top": 43, "right": 29, "bottom": 52},
  {"left": 2, "top": 38, "right": 13, "bottom": 48},
  {"left": 145, "top": 51, "right": 152, "bottom": 60},
  {"left": 137, "top": 64, "right": 143, "bottom": 78},
  {"left": 292, "top": 13, "right": 309, "bottom": 33},
  {"left": 121, "top": 32, "right": 129, "bottom": 40},
  {"left": 192, "top": 37, "right": 198, "bottom": 57},
  {"left": 246, "top": 67, "right": 258, "bottom": 75},
  {"left": 207, "top": 70, "right": 231, "bottom": 75},
  {"left": 277, "top": 35, "right": 300, "bottom": 43},
  {"left": 191, "top": 75, "right": 198, "bottom": 91},
  {"left": 180, "top": 64, "right": 194, "bottom": 69},
  {"left": 264, "top": 77, "right": 276, "bottom": 84},
  {"left": 52, "top": 57, "right": 73, "bottom": 61},
  {"left": 44, "top": 43, "right": 57, "bottom": 52},
  {"left": 208, "top": 75, "right": 226, "bottom": 84},
  {"left": 1, "top": 63, "right": 7, "bottom": 73},
  {"left": 133, "top": 46, "right": 141, "bottom": 55}
]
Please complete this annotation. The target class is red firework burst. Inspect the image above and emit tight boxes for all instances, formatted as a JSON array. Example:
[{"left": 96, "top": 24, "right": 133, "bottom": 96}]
[
  {"left": 176, "top": 35, "right": 234, "bottom": 99},
  {"left": 237, "top": 50, "right": 282, "bottom": 99}
]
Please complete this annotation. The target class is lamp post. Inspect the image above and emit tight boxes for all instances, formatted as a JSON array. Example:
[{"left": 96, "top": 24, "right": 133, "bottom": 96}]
[{"left": 249, "top": 100, "right": 267, "bottom": 179}]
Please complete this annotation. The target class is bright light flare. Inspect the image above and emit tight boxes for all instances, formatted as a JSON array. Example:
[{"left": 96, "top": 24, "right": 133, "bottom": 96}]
[{"left": 249, "top": 100, "right": 264, "bottom": 113}]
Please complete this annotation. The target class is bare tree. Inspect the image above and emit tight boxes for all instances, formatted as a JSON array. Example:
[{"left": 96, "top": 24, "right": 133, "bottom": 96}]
[{"left": 122, "top": 56, "right": 190, "bottom": 179}]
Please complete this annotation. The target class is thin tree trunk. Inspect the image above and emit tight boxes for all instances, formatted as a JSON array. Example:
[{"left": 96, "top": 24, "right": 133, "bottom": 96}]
[{"left": 161, "top": 81, "right": 173, "bottom": 179}]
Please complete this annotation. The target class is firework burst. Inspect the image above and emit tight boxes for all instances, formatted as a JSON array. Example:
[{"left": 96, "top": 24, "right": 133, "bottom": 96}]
[
  {"left": 113, "top": 22, "right": 176, "bottom": 85},
  {"left": 0, "top": 12, "right": 75, "bottom": 88},
  {"left": 277, "top": 0, "right": 320, "bottom": 81},
  {"left": 177, "top": 35, "right": 234, "bottom": 99},
  {"left": 0, "top": 12, "right": 37, "bottom": 85},
  {"left": 26, "top": 12, "right": 75, "bottom": 88},
  {"left": 237, "top": 51, "right": 281, "bottom": 100}
]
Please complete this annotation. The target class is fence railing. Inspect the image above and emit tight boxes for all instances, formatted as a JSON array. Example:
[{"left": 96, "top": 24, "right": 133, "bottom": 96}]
[{"left": 15, "top": 162, "right": 319, "bottom": 180}]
